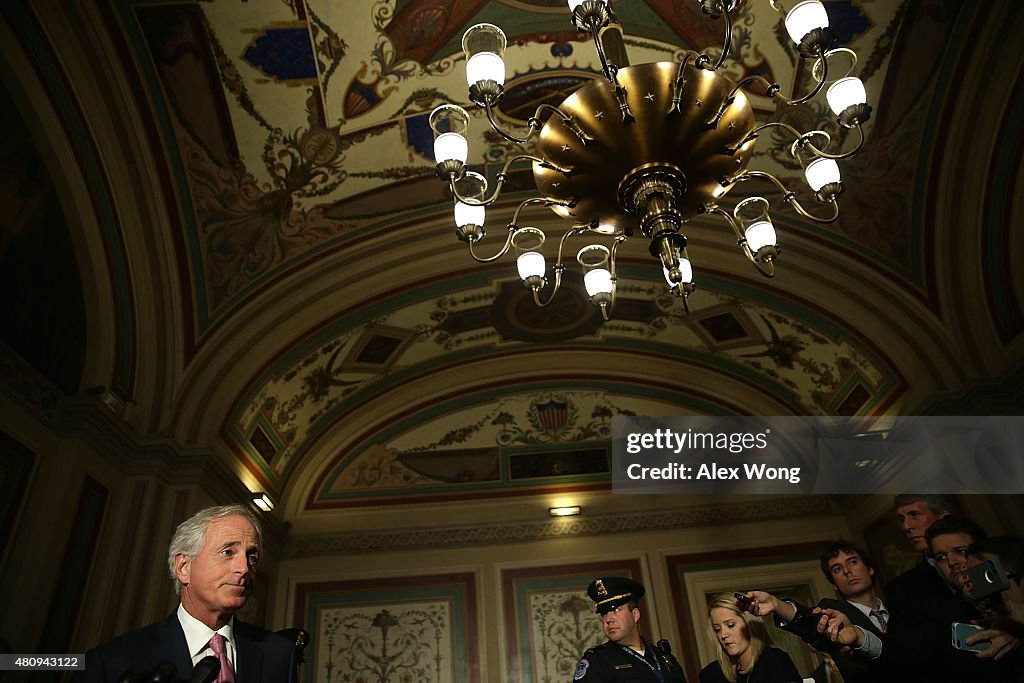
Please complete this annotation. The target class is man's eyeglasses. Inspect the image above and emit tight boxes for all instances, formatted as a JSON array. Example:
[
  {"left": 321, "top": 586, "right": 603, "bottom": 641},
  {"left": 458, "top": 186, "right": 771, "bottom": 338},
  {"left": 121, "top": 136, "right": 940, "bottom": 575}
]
[{"left": 934, "top": 547, "right": 972, "bottom": 565}]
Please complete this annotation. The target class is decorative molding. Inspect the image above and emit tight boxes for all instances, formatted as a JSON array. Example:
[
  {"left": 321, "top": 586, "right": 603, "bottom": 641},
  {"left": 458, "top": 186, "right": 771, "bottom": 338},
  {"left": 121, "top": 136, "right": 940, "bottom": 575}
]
[
  {"left": 290, "top": 496, "right": 834, "bottom": 556},
  {"left": 0, "top": 367, "right": 292, "bottom": 550},
  {"left": 54, "top": 398, "right": 293, "bottom": 550}
]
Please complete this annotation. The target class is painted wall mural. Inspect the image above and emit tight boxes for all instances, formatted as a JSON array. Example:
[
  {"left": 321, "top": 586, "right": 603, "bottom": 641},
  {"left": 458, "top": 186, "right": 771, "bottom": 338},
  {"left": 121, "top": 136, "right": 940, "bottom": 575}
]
[
  {"left": 294, "top": 572, "right": 479, "bottom": 683},
  {"left": 319, "top": 603, "right": 452, "bottom": 683}
]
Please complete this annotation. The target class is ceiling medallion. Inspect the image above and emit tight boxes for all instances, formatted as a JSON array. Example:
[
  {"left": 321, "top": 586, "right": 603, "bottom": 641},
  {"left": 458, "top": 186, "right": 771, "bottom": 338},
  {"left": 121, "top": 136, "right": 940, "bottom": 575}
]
[{"left": 430, "top": 0, "right": 871, "bottom": 319}]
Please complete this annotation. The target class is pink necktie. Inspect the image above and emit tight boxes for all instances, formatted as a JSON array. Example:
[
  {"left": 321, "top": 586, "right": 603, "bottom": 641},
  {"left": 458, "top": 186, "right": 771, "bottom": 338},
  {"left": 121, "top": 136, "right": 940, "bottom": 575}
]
[{"left": 209, "top": 633, "right": 235, "bottom": 683}]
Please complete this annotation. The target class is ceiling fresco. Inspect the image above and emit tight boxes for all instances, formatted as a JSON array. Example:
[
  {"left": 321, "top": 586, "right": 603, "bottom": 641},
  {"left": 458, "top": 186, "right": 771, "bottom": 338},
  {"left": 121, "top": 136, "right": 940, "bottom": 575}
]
[
  {"left": 119, "top": 0, "right": 899, "bottom": 331},
  {"left": 2, "top": 0, "right": 1021, "bottom": 514},
  {"left": 229, "top": 282, "right": 896, "bottom": 492}
]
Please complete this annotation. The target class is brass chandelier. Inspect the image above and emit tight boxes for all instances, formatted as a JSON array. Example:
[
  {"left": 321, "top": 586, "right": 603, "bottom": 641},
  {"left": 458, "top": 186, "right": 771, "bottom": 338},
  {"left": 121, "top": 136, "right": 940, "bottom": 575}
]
[{"left": 430, "top": 0, "right": 871, "bottom": 318}]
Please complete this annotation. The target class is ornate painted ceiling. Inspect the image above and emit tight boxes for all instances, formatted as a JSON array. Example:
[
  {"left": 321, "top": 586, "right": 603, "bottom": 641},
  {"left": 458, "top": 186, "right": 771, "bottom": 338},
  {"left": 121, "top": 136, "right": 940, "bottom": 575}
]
[{"left": 0, "top": 0, "right": 1021, "bottom": 527}]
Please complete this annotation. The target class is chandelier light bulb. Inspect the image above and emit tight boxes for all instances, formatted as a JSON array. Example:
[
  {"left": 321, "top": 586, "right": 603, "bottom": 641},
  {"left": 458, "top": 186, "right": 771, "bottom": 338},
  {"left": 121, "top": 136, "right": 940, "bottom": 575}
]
[
  {"left": 463, "top": 24, "right": 508, "bottom": 103},
  {"left": 744, "top": 220, "right": 777, "bottom": 253},
  {"left": 429, "top": 104, "right": 471, "bottom": 174},
  {"left": 804, "top": 157, "right": 842, "bottom": 192},
  {"left": 566, "top": 0, "right": 590, "bottom": 10},
  {"left": 680, "top": 258, "right": 693, "bottom": 285},
  {"left": 785, "top": 0, "right": 829, "bottom": 44},
  {"left": 466, "top": 52, "right": 505, "bottom": 87},
  {"left": 663, "top": 255, "right": 696, "bottom": 296},
  {"left": 826, "top": 76, "right": 867, "bottom": 115},
  {"left": 663, "top": 258, "right": 694, "bottom": 286},
  {"left": 517, "top": 251, "right": 546, "bottom": 280},
  {"left": 584, "top": 268, "right": 613, "bottom": 296},
  {"left": 454, "top": 200, "right": 485, "bottom": 228},
  {"left": 433, "top": 132, "right": 467, "bottom": 165},
  {"left": 577, "top": 243, "right": 613, "bottom": 301},
  {"left": 734, "top": 196, "right": 780, "bottom": 260}
]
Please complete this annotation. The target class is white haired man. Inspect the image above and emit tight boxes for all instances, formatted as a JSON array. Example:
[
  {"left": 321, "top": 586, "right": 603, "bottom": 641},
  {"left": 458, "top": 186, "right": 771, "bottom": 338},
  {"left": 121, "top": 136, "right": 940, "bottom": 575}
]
[{"left": 77, "top": 505, "right": 295, "bottom": 683}]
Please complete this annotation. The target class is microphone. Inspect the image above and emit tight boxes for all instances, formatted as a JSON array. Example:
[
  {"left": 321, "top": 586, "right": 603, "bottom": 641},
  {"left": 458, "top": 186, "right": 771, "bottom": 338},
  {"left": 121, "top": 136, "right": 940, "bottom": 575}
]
[
  {"left": 656, "top": 638, "right": 672, "bottom": 655},
  {"left": 146, "top": 661, "right": 177, "bottom": 683},
  {"left": 116, "top": 666, "right": 148, "bottom": 683},
  {"left": 189, "top": 656, "right": 221, "bottom": 683}
]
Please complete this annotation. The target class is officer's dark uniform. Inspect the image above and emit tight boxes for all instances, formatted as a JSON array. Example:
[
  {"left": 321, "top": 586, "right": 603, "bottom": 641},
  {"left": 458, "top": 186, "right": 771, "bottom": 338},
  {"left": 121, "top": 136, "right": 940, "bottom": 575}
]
[{"left": 571, "top": 576, "right": 687, "bottom": 683}]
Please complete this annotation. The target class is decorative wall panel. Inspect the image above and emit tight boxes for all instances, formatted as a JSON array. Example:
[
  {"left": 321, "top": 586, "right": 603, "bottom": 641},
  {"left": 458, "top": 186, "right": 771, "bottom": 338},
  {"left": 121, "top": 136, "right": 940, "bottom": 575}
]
[{"left": 294, "top": 572, "right": 479, "bottom": 683}]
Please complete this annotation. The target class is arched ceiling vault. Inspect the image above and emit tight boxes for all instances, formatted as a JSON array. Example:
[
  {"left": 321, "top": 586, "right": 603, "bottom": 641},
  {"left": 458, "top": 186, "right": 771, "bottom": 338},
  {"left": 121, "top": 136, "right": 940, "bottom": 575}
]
[{"left": 1, "top": 0, "right": 1021, "bottom": 522}]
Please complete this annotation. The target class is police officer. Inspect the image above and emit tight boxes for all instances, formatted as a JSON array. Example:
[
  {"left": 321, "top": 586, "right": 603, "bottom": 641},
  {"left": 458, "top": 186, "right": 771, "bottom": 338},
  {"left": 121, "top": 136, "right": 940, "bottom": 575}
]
[{"left": 572, "top": 576, "right": 688, "bottom": 683}]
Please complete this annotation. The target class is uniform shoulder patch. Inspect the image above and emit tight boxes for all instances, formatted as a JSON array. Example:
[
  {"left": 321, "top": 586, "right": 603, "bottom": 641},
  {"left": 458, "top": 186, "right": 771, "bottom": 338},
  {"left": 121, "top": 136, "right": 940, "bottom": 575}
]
[{"left": 573, "top": 658, "right": 589, "bottom": 681}]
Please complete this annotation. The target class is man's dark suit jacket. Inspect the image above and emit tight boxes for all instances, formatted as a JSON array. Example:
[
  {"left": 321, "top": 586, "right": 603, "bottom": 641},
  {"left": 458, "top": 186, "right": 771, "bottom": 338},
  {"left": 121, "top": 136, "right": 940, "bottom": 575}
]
[
  {"left": 884, "top": 559, "right": 1019, "bottom": 683},
  {"left": 76, "top": 612, "right": 296, "bottom": 683},
  {"left": 782, "top": 597, "right": 896, "bottom": 683},
  {"left": 883, "top": 557, "right": 950, "bottom": 618}
]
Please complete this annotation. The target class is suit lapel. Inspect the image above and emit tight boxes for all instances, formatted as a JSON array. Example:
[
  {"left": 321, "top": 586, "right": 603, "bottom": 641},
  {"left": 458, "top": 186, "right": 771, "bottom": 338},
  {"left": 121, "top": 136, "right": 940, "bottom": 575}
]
[
  {"left": 235, "top": 621, "right": 264, "bottom": 683},
  {"left": 158, "top": 612, "right": 197, "bottom": 681}
]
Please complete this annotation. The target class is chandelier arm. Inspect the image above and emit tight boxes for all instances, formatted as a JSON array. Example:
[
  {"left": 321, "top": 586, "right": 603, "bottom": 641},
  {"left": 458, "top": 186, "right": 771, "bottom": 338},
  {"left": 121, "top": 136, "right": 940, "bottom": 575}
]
[
  {"left": 483, "top": 101, "right": 540, "bottom": 144},
  {"left": 787, "top": 194, "right": 839, "bottom": 223},
  {"left": 590, "top": 23, "right": 616, "bottom": 82},
  {"left": 732, "top": 169, "right": 791, "bottom": 194},
  {"left": 536, "top": 103, "right": 595, "bottom": 145},
  {"left": 449, "top": 155, "right": 572, "bottom": 207},
  {"left": 670, "top": 53, "right": 694, "bottom": 114},
  {"left": 510, "top": 196, "right": 575, "bottom": 227},
  {"left": 708, "top": 75, "right": 767, "bottom": 126},
  {"left": 779, "top": 50, "right": 829, "bottom": 106},
  {"left": 697, "top": 4, "right": 734, "bottom": 71},
  {"left": 798, "top": 124, "right": 865, "bottom": 160},
  {"left": 607, "top": 233, "right": 627, "bottom": 280},
  {"left": 733, "top": 121, "right": 865, "bottom": 160},
  {"left": 593, "top": 234, "right": 627, "bottom": 321},
  {"left": 732, "top": 170, "right": 840, "bottom": 224},
  {"left": 467, "top": 225, "right": 516, "bottom": 263},
  {"left": 706, "top": 204, "right": 776, "bottom": 278},
  {"left": 705, "top": 204, "right": 745, "bottom": 242},
  {"left": 528, "top": 225, "right": 590, "bottom": 307},
  {"left": 752, "top": 259, "right": 777, "bottom": 277},
  {"left": 709, "top": 49, "right": 828, "bottom": 125},
  {"left": 507, "top": 153, "right": 573, "bottom": 175},
  {"left": 768, "top": 0, "right": 787, "bottom": 13},
  {"left": 554, "top": 226, "right": 588, "bottom": 267},
  {"left": 612, "top": 78, "right": 636, "bottom": 122},
  {"left": 531, "top": 264, "right": 566, "bottom": 307}
]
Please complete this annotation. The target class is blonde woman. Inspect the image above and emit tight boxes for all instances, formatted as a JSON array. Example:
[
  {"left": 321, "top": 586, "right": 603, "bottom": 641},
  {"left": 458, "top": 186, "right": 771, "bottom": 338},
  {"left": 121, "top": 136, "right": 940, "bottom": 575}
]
[{"left": 698, "top": 593, "right": 801, "bottom": 683}]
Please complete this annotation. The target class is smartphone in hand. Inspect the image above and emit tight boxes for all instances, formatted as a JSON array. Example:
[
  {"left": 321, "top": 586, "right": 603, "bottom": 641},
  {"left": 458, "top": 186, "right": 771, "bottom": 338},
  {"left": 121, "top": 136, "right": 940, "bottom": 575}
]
[
  {"left": 951, "top": 622, "right": 991, "bottom": 652},
  {"left": 734, "top": 592, "right": 753, "bottom": 611},
  {"left": 965, "top": 558, "right": 1010, "bottom": 600}
]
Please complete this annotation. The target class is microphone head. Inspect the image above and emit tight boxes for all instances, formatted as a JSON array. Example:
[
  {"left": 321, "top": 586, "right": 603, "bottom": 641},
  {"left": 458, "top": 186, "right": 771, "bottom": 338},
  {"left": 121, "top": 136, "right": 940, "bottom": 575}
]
[
  {"left": 656, "top": 638, "right": 672, "bottom": 655},
  {"left": 189, "top": 655, "right": 221, "bottom": 683},
  {"left": 148, "top": 661, "right": 177, "bottom": 683}
]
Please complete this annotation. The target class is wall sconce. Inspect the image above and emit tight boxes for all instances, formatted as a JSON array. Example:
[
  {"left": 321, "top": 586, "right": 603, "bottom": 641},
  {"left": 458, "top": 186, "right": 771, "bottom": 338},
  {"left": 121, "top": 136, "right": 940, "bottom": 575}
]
[
  {"left": 252, "top": 492, "right": 274, "bottom": 512},
  {"left": 549, "top": 505, "right": 582, "bottom": 517}
]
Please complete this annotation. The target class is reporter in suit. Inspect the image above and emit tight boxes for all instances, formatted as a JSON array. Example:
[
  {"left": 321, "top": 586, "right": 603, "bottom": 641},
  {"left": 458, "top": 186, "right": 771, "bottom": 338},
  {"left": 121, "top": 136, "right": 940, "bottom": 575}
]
[
  {"left": 741, "top": 541, "right": 897, "bottom": 683},
  {"left": 76, "top": 505, "right": 295, "bottom": 683}
]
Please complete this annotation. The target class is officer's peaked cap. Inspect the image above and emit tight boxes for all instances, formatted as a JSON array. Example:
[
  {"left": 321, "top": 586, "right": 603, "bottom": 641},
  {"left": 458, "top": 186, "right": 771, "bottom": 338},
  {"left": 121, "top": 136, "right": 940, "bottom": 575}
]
[{"left": 586, "top": 576, "right": 645, "bottom": 615}]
